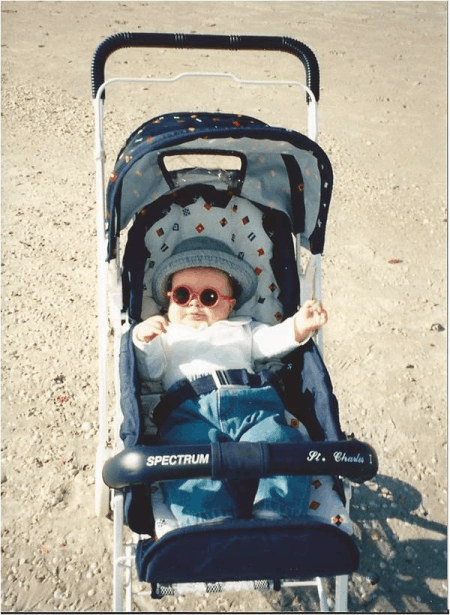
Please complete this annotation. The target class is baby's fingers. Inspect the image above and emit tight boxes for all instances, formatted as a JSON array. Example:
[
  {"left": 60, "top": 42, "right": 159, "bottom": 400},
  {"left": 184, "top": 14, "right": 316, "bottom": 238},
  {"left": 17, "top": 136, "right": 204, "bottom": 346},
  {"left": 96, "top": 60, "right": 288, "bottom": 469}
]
[
  {"left": 312, "top": 303, "right": 328, "bottom": 324},
  {"left": 302, "top": 300, "right": 324, "bottom": 317},
  {"left": 317, "top": 306, "right": 328, "bottom": 325},
  {"left": 152, "top": 315, "right": 169, "bottom": 331},
  {"left": 141, "top": 316, "right": 168, "bottom": 342},
  {"left": 300, "top": 300, "right": 328, "bottom": 329}
]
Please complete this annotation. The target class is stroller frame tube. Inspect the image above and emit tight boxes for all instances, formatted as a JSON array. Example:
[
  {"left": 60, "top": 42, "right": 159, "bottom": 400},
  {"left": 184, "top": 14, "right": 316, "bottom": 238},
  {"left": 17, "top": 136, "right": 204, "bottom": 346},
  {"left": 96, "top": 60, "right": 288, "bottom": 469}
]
[
  {"left": 94, "top": 96, "right": 108, "bottom": 452},
  {"left": 94, "top": 95, "right": 125, "bottom": 516},
  {"left": 91, "top": 32, "right": 321, "bottom": 103},
  {"left": 94, "top": 73, "right": 318, "bottom": 140},
  {"left": 112, "top": 489, "right": 126, "bottom": 613}
]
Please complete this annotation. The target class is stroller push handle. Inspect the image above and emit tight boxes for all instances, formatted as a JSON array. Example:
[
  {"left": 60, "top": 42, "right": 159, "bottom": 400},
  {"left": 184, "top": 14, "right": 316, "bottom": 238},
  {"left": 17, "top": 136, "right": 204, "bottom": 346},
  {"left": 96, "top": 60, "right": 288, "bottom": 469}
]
[
  {"left": 91, "top": 32, "right": 320, "bottom": 102},
  {"left": 102, "top": 439, "right": 378, "bottom": 489}
]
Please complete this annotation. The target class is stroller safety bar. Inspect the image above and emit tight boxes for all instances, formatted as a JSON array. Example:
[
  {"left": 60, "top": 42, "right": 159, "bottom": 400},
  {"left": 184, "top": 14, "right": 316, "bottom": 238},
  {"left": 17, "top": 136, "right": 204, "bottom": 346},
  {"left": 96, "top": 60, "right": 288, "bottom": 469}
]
[
  {"left": 91, "top": 32, "right": 320, "bottom": 102},
  {"left": 103, "top": 439, "right": 378, "bottom": 489}
]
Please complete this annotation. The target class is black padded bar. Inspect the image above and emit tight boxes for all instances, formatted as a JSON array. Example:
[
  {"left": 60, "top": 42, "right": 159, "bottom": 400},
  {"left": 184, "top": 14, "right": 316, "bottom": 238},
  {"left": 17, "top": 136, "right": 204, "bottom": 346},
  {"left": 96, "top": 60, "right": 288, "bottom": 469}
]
[
  {"left": 103, "top": 445, "right": 211, "bottom": 488},
  {"left": 91, "top": 32, "right": 320, "bottom": 101},
  {"left": 266, "top": 439, "right": 378, "bottom": 483},
  {"left": 103, "top": 439, "right": 378, "bottom": 489}
]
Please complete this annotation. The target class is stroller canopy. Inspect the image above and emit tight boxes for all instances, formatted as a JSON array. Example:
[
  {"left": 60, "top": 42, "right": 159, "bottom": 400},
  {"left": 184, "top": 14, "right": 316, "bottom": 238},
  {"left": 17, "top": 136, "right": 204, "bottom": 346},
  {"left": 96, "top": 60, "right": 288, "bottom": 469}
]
[{"left": 106, "top": 112, "right": 333, "bottom": 258}]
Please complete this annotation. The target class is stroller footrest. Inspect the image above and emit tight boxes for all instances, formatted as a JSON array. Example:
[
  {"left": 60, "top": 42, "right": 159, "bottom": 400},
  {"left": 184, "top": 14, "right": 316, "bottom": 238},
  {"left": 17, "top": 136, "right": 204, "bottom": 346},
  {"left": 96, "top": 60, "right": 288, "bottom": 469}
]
[{"left": 136, "top": 517, "right": 359, "bottom": 585}]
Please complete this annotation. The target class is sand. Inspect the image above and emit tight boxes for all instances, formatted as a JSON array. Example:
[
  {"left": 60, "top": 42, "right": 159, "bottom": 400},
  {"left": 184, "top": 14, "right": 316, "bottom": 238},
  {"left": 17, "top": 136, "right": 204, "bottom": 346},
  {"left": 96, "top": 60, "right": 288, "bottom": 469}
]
[{"left": 1, "top": 1, "right": 447, "bottom": 612}]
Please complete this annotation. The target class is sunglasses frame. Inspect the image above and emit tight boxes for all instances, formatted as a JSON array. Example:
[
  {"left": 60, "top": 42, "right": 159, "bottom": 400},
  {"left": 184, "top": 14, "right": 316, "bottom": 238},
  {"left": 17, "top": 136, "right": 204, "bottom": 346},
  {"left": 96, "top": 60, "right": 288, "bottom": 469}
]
[{"left": 167, "top": 284, "right": 235, "bottom": 308}]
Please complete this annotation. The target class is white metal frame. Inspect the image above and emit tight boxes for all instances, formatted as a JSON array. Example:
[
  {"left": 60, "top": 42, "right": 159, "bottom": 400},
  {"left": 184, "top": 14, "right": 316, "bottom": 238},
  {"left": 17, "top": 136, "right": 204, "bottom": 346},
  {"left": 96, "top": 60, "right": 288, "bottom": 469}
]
[{"left": 93, "top": 71, "right": 343, "bottom": 613}]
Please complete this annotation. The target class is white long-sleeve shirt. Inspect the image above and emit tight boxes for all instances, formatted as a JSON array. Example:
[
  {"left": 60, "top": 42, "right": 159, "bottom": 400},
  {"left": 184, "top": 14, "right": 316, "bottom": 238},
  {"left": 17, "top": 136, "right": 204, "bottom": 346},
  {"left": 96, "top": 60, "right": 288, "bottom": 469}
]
[{"left": 133, "top": 316, "right": 308, "bottom": 391}]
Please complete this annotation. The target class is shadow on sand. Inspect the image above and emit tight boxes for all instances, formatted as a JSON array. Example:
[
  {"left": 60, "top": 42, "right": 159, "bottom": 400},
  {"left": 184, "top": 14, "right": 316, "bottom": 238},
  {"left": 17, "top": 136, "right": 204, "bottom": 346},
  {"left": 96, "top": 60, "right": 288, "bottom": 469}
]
[{"left": 269, "top": 474, "right": 447, "bottom": 612}]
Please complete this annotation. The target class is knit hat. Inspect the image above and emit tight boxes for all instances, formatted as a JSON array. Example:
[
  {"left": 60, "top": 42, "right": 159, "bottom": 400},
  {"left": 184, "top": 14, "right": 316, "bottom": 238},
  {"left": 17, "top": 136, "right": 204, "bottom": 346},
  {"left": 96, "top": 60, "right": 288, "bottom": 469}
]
[{"left": 151, "top": 236, "right": 258, "bottom": 309}]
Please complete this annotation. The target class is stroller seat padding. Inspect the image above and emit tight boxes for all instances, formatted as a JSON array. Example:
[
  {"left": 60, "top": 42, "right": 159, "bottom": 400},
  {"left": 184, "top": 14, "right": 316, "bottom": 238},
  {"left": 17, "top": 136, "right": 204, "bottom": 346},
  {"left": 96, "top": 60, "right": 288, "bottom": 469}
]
[
  {"left": 135, "top": 517, "right": 359, "bottom": 584},
  {"left": 140, "top": 195, "right": 289, "bottom": 324}
]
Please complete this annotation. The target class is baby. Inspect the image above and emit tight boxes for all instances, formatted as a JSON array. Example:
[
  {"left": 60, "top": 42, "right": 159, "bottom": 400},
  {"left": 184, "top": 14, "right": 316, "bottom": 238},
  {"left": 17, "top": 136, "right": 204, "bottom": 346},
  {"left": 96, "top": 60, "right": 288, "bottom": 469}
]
[{"left": 133, "top": 237, "right": 328, "bottom": 531}]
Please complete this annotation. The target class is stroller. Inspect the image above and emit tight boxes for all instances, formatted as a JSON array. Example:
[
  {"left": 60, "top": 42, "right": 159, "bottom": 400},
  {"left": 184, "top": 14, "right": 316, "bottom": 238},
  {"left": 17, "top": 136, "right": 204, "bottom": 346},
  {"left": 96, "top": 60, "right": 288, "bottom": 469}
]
[{"left": 92, "top": 33, "right": 378, "bottom": 612}]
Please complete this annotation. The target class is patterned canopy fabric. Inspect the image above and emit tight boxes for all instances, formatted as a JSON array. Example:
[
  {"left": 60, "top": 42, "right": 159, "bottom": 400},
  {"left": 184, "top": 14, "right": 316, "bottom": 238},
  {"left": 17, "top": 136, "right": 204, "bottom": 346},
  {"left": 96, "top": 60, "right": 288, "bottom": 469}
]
[{"left": 106, "top": 112, "right": 333, "bottom": 257}]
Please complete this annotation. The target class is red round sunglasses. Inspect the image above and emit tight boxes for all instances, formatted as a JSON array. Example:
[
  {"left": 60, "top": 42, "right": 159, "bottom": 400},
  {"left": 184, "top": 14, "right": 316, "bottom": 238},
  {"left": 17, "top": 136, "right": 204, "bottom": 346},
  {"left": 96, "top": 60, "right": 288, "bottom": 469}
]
[{"left": 167, "top": 284, "right": 234, "bottom": 308}]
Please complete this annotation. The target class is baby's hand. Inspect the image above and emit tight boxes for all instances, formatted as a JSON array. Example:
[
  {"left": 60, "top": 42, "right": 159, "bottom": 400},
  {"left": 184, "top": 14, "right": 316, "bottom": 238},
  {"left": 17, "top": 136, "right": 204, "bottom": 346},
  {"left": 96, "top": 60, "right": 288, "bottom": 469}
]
[
  {"left": 294, "top": 300, "right": 328, "bottom": 343},
  {"left": 137, "top": 315, "right": 169, "bottom": 343}
]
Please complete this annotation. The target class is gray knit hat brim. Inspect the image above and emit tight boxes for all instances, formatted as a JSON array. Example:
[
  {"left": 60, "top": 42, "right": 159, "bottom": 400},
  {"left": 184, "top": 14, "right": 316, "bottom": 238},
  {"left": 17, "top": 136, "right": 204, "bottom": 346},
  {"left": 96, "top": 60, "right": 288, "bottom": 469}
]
[{"left": 151, "top": 237, "right": 258, "bottom": 310}]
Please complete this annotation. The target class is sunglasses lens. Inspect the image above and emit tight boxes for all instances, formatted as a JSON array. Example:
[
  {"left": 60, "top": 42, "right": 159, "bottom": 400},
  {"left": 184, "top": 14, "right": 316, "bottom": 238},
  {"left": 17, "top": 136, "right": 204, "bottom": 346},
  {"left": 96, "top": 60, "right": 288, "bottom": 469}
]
[
  {"left": 200, "top": 289, "right": 219, "bottom": 307},
  {"left": 173, "top": 286, "right": 190, "bottom": 305}
]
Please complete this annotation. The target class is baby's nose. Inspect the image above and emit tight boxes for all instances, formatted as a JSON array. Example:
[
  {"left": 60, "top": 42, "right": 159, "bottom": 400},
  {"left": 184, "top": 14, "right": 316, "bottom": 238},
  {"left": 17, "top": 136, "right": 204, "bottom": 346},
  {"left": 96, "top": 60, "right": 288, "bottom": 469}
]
[{"left": 188, "top": 293, "right": 201, "bottom": 305}]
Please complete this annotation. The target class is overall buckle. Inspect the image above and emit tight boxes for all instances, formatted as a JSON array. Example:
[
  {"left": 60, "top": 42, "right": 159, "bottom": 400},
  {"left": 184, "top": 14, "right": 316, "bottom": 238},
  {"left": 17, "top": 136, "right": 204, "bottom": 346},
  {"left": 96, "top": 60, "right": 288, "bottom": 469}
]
[{"left": 211, "top": 370, "right": 249, "bottom": 390}]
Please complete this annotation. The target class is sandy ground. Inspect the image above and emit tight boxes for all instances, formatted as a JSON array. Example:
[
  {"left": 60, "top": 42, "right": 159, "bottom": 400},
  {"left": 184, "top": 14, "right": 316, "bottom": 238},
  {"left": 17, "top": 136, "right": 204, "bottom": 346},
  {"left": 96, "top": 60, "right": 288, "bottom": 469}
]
[{"left": 1, "top": 1, "right": 447, "bottom": 612}]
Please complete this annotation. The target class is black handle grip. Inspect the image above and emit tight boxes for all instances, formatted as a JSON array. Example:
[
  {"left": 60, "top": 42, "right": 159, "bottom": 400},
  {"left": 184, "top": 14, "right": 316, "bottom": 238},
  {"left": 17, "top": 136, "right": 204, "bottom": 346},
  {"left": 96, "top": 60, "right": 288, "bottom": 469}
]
[
  {"left": 103, "top": 439, "right": 378, "bottom": 489},
  {"left": 91, "top": 32, "right": 320, "bottom": 101}
]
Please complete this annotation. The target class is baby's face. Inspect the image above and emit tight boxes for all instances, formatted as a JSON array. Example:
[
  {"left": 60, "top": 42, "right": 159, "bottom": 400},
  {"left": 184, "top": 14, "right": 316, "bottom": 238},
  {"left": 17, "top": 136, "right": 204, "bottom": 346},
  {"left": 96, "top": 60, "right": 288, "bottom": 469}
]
[{"left": 167, "top": 267, "right": 236, "bottom": 328}]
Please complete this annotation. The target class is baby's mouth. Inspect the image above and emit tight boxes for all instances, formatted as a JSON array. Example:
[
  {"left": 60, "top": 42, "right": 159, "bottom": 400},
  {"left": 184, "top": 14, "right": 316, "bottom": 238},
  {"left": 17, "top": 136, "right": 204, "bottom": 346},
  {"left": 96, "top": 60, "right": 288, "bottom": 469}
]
[{"left": 186, "top": 311, "right": 205, "bottom": 318}]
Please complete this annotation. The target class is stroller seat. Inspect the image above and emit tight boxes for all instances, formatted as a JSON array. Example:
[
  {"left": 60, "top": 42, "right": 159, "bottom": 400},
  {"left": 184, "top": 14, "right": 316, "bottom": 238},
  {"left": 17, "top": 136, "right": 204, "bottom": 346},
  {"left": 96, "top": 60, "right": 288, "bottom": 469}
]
[{"left": 106, "top": 180, "right": 376, "bottom": 594}]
